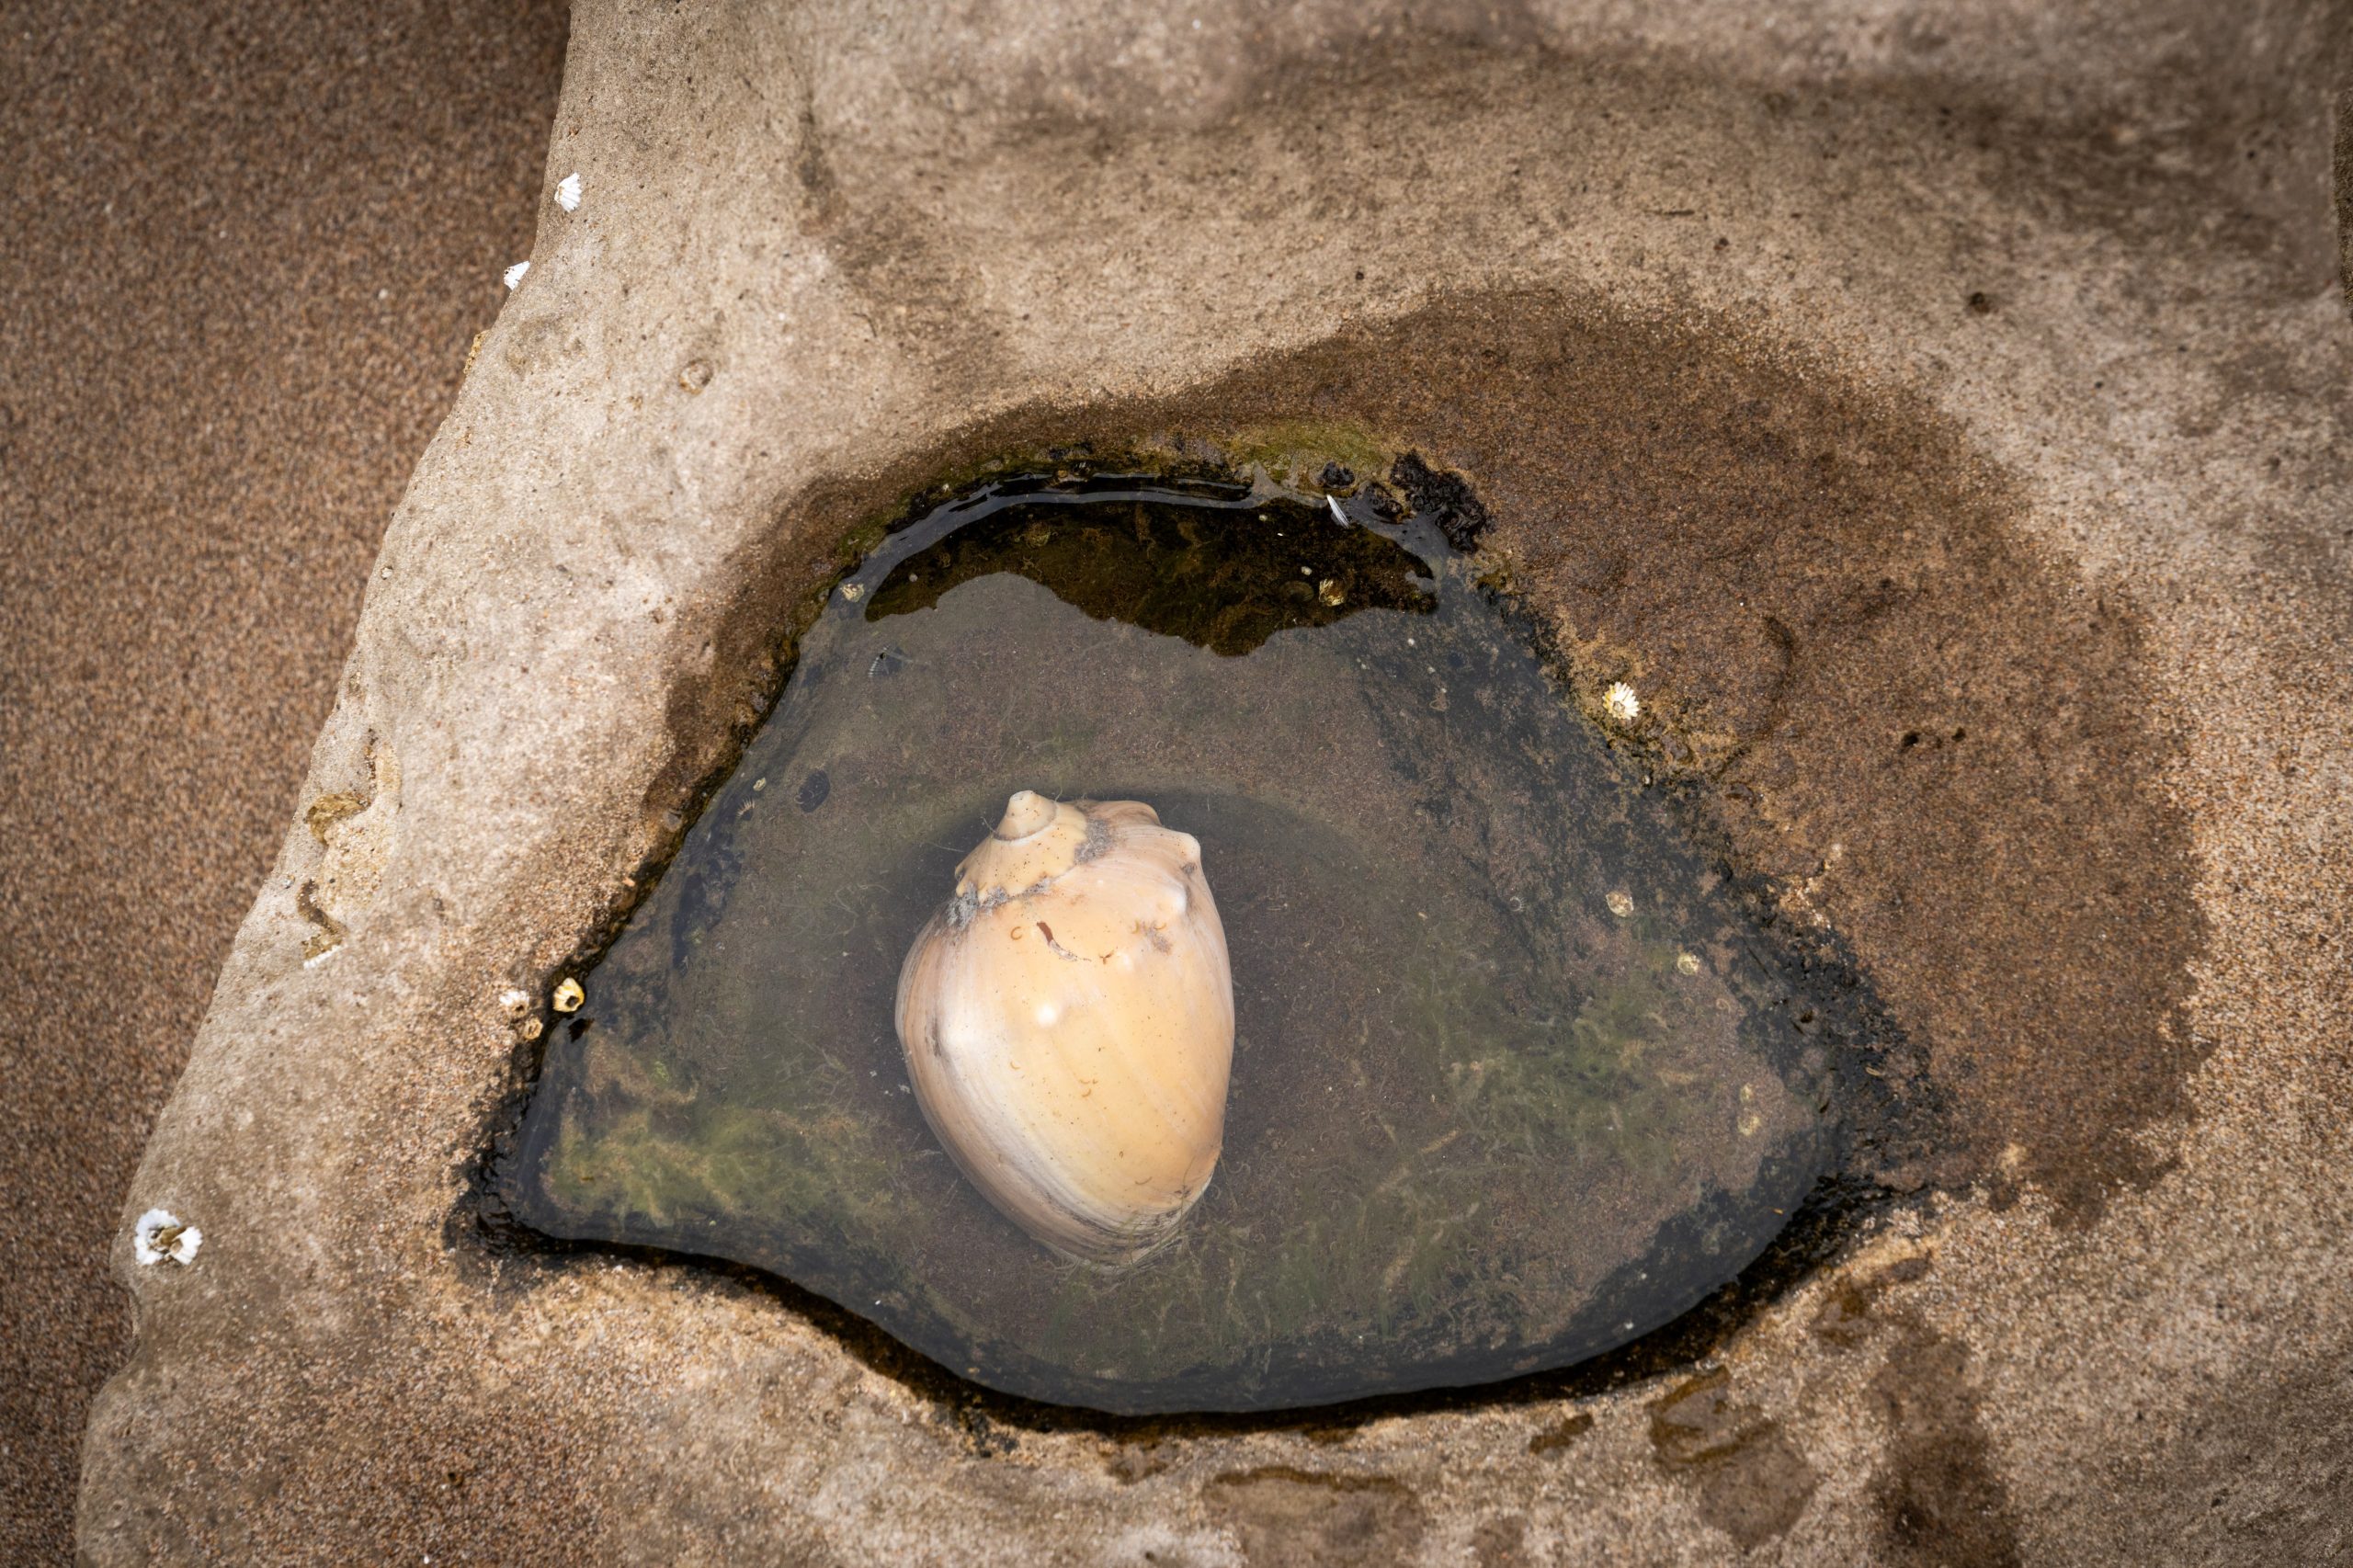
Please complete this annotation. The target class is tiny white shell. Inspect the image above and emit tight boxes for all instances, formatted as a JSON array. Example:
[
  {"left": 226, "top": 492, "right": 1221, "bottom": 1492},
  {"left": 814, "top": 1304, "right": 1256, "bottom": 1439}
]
[
  {"left": 555, "top": 172, "right": 582, "bottom": 212},
  {"left": 895, "top": 792, "right": 1234, "bottom": 1264},
  {"left": 503, "top": 260, "right": 530, "bottom": 290}
]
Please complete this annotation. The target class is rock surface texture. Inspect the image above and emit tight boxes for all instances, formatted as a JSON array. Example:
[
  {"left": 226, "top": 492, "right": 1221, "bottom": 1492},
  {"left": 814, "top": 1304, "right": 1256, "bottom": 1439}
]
[{"left": 78, "top": 2, "right": 2353, "bottom": 1563}]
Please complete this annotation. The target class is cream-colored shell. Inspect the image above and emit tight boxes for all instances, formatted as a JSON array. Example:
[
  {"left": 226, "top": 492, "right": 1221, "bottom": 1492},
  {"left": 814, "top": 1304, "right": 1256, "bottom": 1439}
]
[{"left": 894, "top": 791, "right": 1234, "bottom": 1264}]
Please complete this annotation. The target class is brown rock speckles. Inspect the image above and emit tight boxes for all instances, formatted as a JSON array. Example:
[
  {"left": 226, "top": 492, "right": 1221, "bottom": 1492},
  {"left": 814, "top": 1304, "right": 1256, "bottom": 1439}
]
[
  {"left": 1470, "top": 1513, "right": 1532, "bottom": 1565},
  {"left": 2072, "top": 1347, "right": 2353, "bottom": 1566},
  {"left": 78, "top": 1332, "right": 628, "bottom": 1566},
  {"left": 2336, "top": 87, "right": 2353, "bottom": 309}
]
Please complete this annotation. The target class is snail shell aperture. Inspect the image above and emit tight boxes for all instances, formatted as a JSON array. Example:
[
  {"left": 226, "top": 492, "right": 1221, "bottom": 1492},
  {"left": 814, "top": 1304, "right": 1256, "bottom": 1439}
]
[{"left": 894, "top": 791, "right": 1235, "bottom": 1264}]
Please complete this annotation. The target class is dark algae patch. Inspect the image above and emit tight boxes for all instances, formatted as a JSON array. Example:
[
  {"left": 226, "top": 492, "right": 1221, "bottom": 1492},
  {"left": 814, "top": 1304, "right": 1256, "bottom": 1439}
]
[{"left": 497, "top": 476, "right": 1883, "bottom": 1413}]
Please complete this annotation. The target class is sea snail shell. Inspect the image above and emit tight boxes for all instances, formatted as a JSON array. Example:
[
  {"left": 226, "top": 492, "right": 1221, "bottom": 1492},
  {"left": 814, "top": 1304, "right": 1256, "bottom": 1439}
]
[{"left": 894, "top": 791, "right": 1234, "bottom": 1265}]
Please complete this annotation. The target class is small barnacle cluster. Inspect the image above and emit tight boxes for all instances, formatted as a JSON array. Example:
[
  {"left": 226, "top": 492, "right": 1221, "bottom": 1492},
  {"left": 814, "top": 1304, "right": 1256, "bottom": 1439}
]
[{"left": 132, "top": 1208, "right": 202, "bottom": 1267}]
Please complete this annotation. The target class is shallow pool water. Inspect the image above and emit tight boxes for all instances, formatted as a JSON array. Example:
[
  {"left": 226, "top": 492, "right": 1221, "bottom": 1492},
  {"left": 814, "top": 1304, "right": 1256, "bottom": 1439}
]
[{"left": 498, "top": 470, "right": 1849, "bottom": 1413}]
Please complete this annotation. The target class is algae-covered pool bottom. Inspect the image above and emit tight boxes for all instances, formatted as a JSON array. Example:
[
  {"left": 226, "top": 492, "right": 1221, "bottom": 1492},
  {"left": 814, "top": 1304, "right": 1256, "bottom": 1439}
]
[{"left": 497, "top": 472, "right": 1851, "bottom": 1414}]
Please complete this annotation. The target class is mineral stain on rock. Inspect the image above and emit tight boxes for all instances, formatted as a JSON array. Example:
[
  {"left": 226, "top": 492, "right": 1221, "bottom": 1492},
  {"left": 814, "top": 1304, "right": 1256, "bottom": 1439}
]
[
  {"left": 1202, "top": 1466, "right": 1428, "bottom": 1565},
  {"left": 495, "top": 472, "right": 1879, "bottom": 1414},
  {"left": 1526, "top": 1410, "right": 1596, "bottom": 1455},
  {"left": 1649, "top": 1366, "right": 1823, "bottom": 1551},
  {"left": 1869, "top": 1324, "right": 2024, "bottom": 1568}
]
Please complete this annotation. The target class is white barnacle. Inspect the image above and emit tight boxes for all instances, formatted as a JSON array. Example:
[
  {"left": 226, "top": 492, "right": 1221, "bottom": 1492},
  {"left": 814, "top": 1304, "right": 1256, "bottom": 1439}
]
[
  {"left": 554, "top": 172, "right": 582, "bottom": 212},
  {"left": 1605, "top": 681, "right": 1641, "bottom": 722},
  {"left": 502, "top": 260, "right": 530, "bottom": 290},
  {"left": 132, "top": 1208, "right": 202, "bottom": 1267}
]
